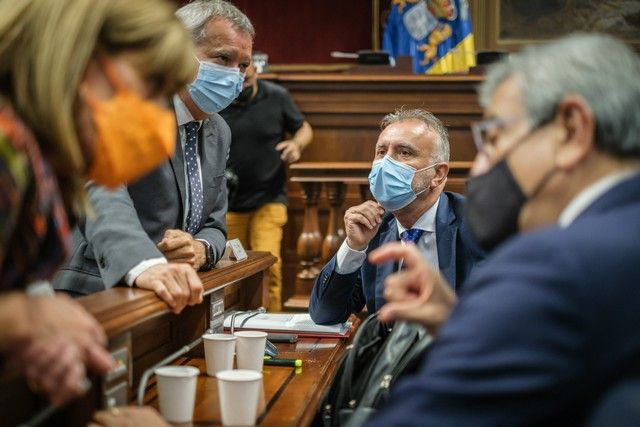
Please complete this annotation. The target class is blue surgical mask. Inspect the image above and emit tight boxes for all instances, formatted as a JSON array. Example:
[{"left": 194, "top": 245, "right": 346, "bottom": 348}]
[
  {"left": 187, "top": 61, "right": 244, "bottom": 114},
  {"left": 368, "top": 156, "right": 437, "bottom": 211}
]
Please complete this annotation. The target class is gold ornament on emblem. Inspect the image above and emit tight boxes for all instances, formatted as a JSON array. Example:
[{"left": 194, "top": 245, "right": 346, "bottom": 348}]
[
  {"left": 391, "top": 0, "right": 420, "bottom": 14},
  {"left": 417, "top": 23, "right": 452, "bottom": 65}
]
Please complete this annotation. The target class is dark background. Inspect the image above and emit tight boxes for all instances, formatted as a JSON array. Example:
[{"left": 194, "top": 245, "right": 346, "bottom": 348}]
[{"left": 178, "top": 0, "right": 393, "bottom": 64}]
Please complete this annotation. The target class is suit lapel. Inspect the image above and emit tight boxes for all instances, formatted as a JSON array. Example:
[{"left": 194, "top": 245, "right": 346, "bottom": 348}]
[
  {"left": 199, "top": 119, "right": 216, "bottom": 189},
  {"left": 435, "top": 194, "right": 458, "bottom": 287},
  {"left": 374, "top": 216, "right": 399, "bottom": 310},
  {"left": 169, "top": 127, "right": 186, "bottom": 207}
]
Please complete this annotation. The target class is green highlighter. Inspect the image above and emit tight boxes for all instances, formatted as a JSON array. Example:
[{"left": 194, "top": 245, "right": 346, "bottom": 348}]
[{"left": 264, "top": 356, "right": 303, "bottom": 368}]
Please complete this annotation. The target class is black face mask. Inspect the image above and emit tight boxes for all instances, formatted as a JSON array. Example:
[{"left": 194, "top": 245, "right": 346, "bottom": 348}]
[
  {"left": 465, "top": 158, "right": 526, "bottom": 251},
  {"left": 233, "top": 86, "right": 254, "bottom": 106}
]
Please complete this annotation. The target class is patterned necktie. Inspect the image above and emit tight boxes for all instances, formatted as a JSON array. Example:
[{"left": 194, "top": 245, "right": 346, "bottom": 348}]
[
  {"left": 399, "top": 228, "right": 426, "bottom": 271},
  {"left": 184, "top": 122, "right": 203, "bottom": 234},
  {"left": 400, "top": 228, "right": 424, "bottom": 244}
]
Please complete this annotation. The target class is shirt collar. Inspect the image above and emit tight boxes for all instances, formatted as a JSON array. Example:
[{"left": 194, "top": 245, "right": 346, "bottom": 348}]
[
  {"left": 558, "top": 170, "right": 639, "bottom": 227},
  {"left": 396, "top": 196, "right": 440, "bottom": 235},
  {"left": 173, "top": 94, "right": 197, "bottom": 127}
]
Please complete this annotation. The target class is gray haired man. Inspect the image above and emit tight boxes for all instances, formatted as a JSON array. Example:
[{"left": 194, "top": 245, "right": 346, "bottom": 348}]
[
  {"left": 309, "top": 108, "right": 485, "bottom": 325},
  {"left": 54, "top": 1, "right": 254, "bottom": 313},
  {"left": 366, "top": 33, "right": 640, "bottom": 426}
]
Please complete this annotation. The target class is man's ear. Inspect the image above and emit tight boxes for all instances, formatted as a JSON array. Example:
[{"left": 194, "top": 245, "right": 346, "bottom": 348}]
[
  {"left": 431, "top": 163, "right": 449, "bottom": 188},
  {"left": 554, "top": 95, "right": 595, "bottom": 171}
]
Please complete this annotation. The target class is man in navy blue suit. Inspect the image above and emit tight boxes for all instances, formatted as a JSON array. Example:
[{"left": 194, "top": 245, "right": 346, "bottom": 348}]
[
  {"left": 309, "top": 109, "right": 485, "bottom": 325},
  {"left": 366, "top": 33, "right": 640, "bottom": 426}
]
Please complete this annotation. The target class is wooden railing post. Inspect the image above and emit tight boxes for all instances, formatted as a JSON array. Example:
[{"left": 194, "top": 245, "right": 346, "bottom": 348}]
[
  {"left": 358, "top": 183, "right": 372, "bottom": 202},
  {"left": 322, "top": 181, "right": 346, "bottom": 263},
  {"left": 285, "top": 180, "right": 323, "bottom": 310}
]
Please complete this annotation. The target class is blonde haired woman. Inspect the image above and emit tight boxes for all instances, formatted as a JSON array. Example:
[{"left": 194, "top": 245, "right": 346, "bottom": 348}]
[{"left": 0, "top": 0, "right": 196, "bottom": 409}]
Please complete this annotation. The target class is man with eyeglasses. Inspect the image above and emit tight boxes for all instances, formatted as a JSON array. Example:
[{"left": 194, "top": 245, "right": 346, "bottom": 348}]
[
  {"left": 365, "top": 33, "right": 640, "bottom": 426},
  {"left": 309, "top": 108, "right": 486, "bottom": 325}
]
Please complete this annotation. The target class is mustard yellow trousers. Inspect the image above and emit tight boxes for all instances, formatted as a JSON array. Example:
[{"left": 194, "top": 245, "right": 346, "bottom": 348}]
[{"left": 226, "top": 203, "right": 287, "bottom": 312}]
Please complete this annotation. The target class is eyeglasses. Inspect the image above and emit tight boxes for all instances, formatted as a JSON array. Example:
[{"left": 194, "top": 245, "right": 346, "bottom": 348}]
[
  {"left": 470, "top": 117, "right": 511, "bottom": 153},
  {"left": 471, "top": 117, "right": 538, "bottom": 152}
]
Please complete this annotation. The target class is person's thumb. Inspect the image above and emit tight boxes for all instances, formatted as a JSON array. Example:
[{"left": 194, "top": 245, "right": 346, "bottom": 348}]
[{"left": 86, "top": 345, "right": 115, "bottom": 375}]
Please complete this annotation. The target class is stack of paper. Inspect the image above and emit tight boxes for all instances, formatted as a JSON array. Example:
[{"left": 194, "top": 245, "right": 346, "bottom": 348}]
[{"left": 223, "top": 312, "right": 352, "bottom": 338}]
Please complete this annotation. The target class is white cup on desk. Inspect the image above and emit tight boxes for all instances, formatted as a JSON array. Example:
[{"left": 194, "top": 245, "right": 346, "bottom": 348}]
[
  {"left": 203, "top": 333, "right": 237, "bottom": 377},
  {"left": 234, "top": 330, "right": 268, "bottom": 372},
  {"left": 217, "top": 369, "right": 263, "bottom": 426},
  {"left": 154, "top": 365, "right": 200, "bottom": 423}
]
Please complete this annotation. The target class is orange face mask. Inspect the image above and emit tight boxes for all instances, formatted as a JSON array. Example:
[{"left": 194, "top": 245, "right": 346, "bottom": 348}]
[{"left": 84, "top": 59, "right": 176, "bottom": 188}]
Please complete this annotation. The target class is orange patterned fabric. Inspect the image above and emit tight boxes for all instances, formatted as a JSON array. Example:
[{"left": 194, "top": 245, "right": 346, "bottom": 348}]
[{"left": 0, "top": 102, "right": 71, "bottom": 291}]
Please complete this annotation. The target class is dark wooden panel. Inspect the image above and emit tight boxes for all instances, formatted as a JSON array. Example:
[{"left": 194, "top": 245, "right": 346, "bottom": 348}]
[
  {"left": 131, "top": 305, "right": 206, "bottom": 387},
  {"left": 230, "top": 0, "right": 374, "bottom": 64}
]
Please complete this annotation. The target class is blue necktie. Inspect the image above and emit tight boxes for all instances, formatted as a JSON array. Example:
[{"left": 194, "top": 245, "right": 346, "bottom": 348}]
[
  {"left": 184, "top": 122, "right": 203, "bottom": 234},
  {"left": 400, "top": 228, "right": 424, "bottom": 244},
  {"left": 399, "top": 228, "right": 425, "bottom": 271}
]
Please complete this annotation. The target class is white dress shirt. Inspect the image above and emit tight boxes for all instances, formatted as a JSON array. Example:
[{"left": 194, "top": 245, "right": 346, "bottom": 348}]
[
  {"left": 335, "top": 197, "right": 441, "bottom": 274},
  {"left": 558, "top": 170, "right": 639, "bottom": 227}
]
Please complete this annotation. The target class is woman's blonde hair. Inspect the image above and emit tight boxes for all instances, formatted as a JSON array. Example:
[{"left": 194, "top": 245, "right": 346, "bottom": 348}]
[{"left": 0, "top": 0, "right": 196, "bottom": 212}]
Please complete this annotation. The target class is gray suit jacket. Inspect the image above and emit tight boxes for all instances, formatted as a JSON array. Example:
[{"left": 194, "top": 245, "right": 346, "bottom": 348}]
[{"left": 53, "top": 114, "right": 230, "bottom": 295}]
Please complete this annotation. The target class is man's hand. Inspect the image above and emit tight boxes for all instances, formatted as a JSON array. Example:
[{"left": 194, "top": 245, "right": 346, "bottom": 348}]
[
  {"left": 134, "top": 263, "right": 203, "bottom": 314},
  {"left": 275, "top": 140, "right": 302, "bottom": 163},
  {"left": 344, "top": 201, "right": 386, "bottom": 251},
  {"left": 369, "top": 242, "right": 457, "bottom": 335},
  {"left": 6, "top": 294, "right": 114, "bottom": 407},
  {"left": 157, "top": 229, "right": 206, "bottom": 270}
]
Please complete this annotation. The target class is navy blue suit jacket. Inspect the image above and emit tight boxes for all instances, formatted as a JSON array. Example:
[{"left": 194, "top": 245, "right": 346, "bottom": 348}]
[
  {"left": 309, "top": 192, "right": 485, "bottom": 325},
  {"left": 367, "top": 174, "right": 640, "bottom": 427}
]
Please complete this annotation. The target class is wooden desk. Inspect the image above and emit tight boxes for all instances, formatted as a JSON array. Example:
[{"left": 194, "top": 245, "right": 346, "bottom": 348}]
[
  {"left": 143, "top": 334, "right": 352, "bottom": 426},
  {"left": 0, "top": 251, "right": 276, "bottom": 427}
]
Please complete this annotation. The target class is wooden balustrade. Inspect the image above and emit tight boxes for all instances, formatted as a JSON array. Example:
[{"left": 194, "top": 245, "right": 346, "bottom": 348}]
[
  {"left": 284, "top": 163, "right": 371, "bottom": 310},
  {"left": 284, "top": 161, "right": 473, "bottom": 310},
  {"left": 288, "top": 180, "right": 322, "bottom": 311}
]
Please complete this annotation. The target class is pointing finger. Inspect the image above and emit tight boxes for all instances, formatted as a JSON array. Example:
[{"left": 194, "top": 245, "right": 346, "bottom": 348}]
[{"left": 369, "top": 241, "right": 417, "bottom": 265}]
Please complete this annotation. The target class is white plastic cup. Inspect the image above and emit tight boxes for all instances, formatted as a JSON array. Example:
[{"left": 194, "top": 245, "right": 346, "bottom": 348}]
[
  {"left": 203, "top": 333, "right": 237, "bottom": 377},
  {"left": 216, "top": 369, "right": 263, "bottom": 426},
  {"left": 234, "top": 331, "right": 268, "bottom": 372},
  {"left": 257, "top": 378, "right": 266, "bottom": 415},
  {"left": 154, "top": 365, "right": 200, "bottom": 423}
]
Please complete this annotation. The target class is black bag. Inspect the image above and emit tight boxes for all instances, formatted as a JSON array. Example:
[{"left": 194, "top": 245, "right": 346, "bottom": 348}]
[{"left": 317, "top": 312, "right": 432, "bottom": 427}]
